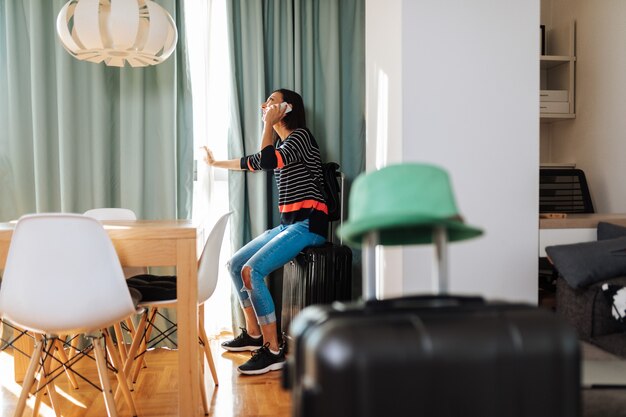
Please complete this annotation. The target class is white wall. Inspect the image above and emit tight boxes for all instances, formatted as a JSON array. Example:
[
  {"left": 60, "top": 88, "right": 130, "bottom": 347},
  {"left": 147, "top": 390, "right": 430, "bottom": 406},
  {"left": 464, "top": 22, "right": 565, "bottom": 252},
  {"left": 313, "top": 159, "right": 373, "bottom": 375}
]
[
  {"left": 365, "top": 0, "right": 405, "bottom": 297},
  {"left": 545, "top": 0, "right": 626, "bottom": 213},
  {"left": 366, "top": 0, "right": 540, "bottom": 303}
]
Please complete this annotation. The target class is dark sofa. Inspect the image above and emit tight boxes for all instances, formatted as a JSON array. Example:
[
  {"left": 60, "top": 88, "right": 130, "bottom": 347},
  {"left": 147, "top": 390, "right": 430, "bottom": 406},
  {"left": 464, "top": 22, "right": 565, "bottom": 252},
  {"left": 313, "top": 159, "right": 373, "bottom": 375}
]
[
  {"left": 548, "top": 222, "right": 626, "bottom": 357},
  {"left": 556, "top": 275, "right": 626, "bottom": 357}
]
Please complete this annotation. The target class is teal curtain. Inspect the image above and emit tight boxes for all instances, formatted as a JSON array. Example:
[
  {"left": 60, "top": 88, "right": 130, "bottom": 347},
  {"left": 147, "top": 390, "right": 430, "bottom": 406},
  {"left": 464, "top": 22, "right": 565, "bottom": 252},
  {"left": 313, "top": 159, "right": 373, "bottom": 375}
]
[
  {"left": 227, "top": 0, "right": 365, "bottom": 247},
  {"left": 0, "top": 0, "right": 193, "bottom": 222},
  {"left": 226, "top": 0, "right": 365, "bottom": 329},
  {"left": 0, "top": 0, "right": 192, "bottom": 349}
]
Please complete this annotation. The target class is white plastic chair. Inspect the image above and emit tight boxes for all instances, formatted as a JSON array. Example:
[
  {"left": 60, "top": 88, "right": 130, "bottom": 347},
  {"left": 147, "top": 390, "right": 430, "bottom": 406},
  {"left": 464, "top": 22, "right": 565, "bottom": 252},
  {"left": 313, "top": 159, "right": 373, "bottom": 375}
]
[
  {"left": 0, "top": 213, "right": 140, "bottom": 417},
  {"left": 123, "top": 212, "right": 231, "bottom": 414},
  {"left": 84, "top": 208, "right": 148, "bottom": 365},
  {"left": 84, "top": 208, "right": 148, "bottom": 278},
  {"left": 84, "top": 207, "right": 137, "bottom": 221}
]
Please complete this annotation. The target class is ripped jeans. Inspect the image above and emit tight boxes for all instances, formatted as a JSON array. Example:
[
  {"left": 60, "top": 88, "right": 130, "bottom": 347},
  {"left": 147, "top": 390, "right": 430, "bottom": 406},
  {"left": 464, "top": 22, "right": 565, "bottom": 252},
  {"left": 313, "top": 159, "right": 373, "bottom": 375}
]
[{"left": 228, "top": 219, "right": 326, "bottom": 325}]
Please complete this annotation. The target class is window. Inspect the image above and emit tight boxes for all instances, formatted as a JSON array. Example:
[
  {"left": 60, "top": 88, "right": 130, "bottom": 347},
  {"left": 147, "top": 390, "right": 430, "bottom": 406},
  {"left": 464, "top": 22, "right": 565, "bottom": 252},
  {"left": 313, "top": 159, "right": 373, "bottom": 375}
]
[{"left": 185, "top": 0, "right": 232, "bottom": 335}]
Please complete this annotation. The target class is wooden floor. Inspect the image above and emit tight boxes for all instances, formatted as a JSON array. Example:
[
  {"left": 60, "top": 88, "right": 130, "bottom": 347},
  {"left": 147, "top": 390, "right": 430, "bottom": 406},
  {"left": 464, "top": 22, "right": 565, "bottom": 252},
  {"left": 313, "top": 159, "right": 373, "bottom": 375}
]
[{"left": 0, "top": 335, "right": 291, "bottom": 417}]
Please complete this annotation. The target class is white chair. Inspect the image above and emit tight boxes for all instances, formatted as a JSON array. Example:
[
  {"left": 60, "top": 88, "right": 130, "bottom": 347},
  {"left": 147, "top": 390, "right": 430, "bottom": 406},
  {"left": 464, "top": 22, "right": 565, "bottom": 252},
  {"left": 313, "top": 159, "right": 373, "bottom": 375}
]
[
  {"left": 84, "top": 208, "right": 148, "bottom": 278},
  {"left": 84, "top": 208, "right": 148, "bottom": 366},
  {"left": 84, "top": 207, "right": 137, "bottom": 220},
  {"left": 123, "top": 212, "right": 231, "bottom": 414},
  {"left": 0, "top": 213, "right": 140, "bottom": 417}
]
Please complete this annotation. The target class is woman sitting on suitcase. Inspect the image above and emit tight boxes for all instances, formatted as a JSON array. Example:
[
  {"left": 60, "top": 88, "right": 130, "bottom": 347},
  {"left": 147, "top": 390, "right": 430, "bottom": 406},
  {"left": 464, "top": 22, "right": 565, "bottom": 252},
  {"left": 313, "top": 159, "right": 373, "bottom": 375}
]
[{"left": 203, "top": 88, "right": 328, "bottom": 375}]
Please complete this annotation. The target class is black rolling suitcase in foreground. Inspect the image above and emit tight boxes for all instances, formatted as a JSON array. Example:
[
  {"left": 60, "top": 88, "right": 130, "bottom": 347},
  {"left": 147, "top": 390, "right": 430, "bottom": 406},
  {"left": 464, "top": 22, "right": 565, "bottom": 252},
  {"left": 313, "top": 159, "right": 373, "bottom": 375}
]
[
  {"left": 284, "top": 163, "right": 581, "bottom": 417},
  {"left": 280, "top": 243, "right": 352, "bottom": 336},
  {"left": 284, "top": 295, "right": 580, "bottom": 417}
]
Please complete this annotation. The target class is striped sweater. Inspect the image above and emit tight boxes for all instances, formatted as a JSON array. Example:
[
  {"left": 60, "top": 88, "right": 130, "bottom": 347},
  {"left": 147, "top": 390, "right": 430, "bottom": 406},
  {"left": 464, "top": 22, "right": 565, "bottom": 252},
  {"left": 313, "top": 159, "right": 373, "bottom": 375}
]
[{"left": 240, "top": 128, "right": 328, "bottom": 237}]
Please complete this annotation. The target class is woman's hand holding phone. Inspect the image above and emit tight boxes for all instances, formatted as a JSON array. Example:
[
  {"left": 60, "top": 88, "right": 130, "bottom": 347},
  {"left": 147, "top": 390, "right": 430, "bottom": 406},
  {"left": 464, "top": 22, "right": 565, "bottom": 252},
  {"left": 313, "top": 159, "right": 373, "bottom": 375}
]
[
  {"left": 280, "top": 102, "right": 292, "bottom": 114},
  {"left": 264, "top": 102, "right": 291, "bottom": 125}
]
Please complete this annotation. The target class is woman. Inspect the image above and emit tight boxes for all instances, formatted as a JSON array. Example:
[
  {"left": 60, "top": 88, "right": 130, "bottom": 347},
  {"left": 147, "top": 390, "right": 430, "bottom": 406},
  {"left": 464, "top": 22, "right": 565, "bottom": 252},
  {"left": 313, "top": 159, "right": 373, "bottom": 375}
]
[{"left": 203, "top": 89, "right": 328, "bottom": 375}]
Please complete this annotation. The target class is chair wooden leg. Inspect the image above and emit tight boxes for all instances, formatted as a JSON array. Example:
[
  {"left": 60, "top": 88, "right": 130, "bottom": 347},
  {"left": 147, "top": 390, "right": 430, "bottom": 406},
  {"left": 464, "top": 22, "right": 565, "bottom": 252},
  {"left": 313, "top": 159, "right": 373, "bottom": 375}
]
[
  {"left": 93, "top": 336, "right": 119, "bottom": 417},
  {"left": 124, "top": 318, "right": 137, "bottom": 353},
  {"left": 131, "top": 308, "right": 158, "bottom": 383},
  {"left": 199, "top": 352, "right": 208, "bottom": 415},
  {"left": 68, "top": 333, "right": 80, "bottom": 360},
  {"left": 131, "top": 349, "right": 144, "bottom": 384},
  {"left": 32, "top": 378, "right": 53, "bottom": 417},
  {"left": 123, "top": 311, "right": 148, "bottom": 377},
  {"left": 14, "top": 338, "right": 44, "bottom": 417},
  {"left": 33, "top": 340, "right": 55, "bottom": 417},
  {"left": 115, "top": 310, "right": 148, "bottom": 399},
  {"left": 29, "top": 334, "right": 44, "bottom": 400},
  {"left": 54, "top": 338, "right": 79, "bottom": 389},
  {"left": 198, "top": 322, "right": 218, "bottom": 386},
  {"left": 41, "top": 341, "right": 63, "bottom": 417},
  {"left": 44, "top": 383, "right": 63, "bottom": 417},
  {"left": 125, "top": 318, "right": 137, "bottom": 338},
  {"left": 113, "top": 323, "right": 128, "bottom": 364},
  {"left": 32, "top": 382, "right": 43, "bottom": 417},
  {"left": 104, "top": 330, "right": 138, "bottom": 417}
]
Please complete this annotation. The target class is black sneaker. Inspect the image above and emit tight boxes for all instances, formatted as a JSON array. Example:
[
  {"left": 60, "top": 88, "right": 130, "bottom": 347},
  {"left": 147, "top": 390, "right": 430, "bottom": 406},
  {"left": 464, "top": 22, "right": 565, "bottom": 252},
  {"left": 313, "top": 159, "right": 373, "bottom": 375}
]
[
  {"left": 221, "top": 328, "right": 264, "bottom": 352},
  {"left": 237, "top": 343, "right": 286, "bottom": 375}
]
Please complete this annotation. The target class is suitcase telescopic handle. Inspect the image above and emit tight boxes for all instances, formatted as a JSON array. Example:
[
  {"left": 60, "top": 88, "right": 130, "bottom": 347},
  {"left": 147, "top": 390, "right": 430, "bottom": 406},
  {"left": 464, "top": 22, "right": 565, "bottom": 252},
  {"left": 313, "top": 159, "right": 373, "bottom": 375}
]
[
  {"left": 363, "top": 227, "right": 450, "bottom": 301},
  {"left": 364, "top": 294, "right": 485, "bottom": 311}
]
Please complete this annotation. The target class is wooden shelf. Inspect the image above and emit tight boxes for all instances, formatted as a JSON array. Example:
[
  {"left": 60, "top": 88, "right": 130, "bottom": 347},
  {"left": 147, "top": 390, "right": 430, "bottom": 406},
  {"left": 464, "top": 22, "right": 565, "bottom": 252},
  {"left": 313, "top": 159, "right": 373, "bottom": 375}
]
[
  {"left": 539, "top": 22, "right": 576, "bottom": 122},
  {"left": 540, "top": 55, "right": 576, "bottom": 69},
  {"left": 540, "top": 113, "right": 576, "bottom": 122}
]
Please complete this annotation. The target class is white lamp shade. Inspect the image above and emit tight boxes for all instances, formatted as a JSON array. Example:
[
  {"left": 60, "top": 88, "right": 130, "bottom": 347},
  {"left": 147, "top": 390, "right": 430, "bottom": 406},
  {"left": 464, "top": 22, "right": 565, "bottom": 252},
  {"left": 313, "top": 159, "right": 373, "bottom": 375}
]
[{"left": 56, "top": 0, "right": 178, "bottom": 68}]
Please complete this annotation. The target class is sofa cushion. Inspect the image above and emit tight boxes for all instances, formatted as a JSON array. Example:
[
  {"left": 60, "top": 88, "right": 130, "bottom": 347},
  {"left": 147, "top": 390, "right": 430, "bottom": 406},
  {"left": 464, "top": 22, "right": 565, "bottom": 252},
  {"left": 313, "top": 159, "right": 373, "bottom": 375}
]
[
  {"left": 546, "top": 237, "right": 626, "bottom": 289},
  {"left": 598, "top": 222, "right": 626, "bottom": 241}
]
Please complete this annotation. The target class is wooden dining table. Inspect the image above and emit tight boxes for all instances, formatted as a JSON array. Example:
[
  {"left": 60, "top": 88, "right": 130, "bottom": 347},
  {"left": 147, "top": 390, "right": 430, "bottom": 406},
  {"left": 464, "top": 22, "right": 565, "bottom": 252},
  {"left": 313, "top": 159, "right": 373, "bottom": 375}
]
[{"left": 0, "top": 219, "right": 205, "bottom": 416}]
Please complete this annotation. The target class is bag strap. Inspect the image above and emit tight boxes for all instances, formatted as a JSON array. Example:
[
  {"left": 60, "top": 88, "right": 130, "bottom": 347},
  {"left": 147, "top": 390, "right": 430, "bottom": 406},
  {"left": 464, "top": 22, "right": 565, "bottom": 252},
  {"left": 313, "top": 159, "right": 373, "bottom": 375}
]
[{"left": 301, "top": 161, "right": 326, "bottom": 204}]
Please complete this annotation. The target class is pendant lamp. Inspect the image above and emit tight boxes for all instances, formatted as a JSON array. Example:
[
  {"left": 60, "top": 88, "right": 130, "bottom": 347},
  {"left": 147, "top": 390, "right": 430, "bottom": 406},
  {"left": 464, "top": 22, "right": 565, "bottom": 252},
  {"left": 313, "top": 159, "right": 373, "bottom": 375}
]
[{"left": 56, "top": 0, "right": 178, "bottom": 68}]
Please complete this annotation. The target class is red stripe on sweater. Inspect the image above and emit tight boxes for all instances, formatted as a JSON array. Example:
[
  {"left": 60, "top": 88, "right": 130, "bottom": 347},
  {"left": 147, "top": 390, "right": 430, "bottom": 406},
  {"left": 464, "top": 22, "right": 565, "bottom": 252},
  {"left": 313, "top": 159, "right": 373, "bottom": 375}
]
[
  {"left": 279, "top": 200, "right": 328, "bottom": 214},
  {"left": 276, "top": 151, "right": 284, "bottom": 169}
]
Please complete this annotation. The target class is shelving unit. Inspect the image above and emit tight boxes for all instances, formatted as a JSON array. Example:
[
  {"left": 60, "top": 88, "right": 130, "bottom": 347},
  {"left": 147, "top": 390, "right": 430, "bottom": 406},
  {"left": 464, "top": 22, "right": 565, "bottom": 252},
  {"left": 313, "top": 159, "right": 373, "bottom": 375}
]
[{"left": 540, "top": 22, "right": 576, "bottom": 122}]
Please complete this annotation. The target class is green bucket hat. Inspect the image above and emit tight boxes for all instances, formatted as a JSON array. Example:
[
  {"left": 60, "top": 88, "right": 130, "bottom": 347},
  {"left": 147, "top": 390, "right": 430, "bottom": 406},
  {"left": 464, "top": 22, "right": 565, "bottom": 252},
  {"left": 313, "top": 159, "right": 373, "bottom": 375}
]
[{"left": 337, "top": 163, "right": 483, "bottom": 247}]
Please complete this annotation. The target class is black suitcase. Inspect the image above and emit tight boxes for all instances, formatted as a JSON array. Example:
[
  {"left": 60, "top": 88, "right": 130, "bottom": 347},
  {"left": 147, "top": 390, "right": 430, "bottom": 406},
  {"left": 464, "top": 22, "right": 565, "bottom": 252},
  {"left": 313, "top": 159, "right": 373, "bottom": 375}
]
[
  {"left": 280, "top": 243, "right": 352, "bottom": 336},
  {"left": 284, "top": 295, "right": 581, "bottom": 417}
]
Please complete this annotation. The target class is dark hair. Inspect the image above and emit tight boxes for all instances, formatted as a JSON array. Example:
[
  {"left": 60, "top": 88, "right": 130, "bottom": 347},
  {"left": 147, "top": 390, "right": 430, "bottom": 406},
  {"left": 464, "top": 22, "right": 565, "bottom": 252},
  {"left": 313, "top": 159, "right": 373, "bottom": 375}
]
[{"left": 275, "top": 88, "right": 306, "bottom": 130}]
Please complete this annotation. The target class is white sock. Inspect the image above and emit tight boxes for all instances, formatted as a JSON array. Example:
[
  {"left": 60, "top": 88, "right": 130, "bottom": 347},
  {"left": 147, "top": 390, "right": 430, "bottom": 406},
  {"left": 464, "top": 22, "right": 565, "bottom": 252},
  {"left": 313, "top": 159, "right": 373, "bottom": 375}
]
[
  {"left": 270, "top": 348, "right": 280, "bottom": 355},
  {"left": 249, "top": 333, "right": 262, "bottom": 339}
]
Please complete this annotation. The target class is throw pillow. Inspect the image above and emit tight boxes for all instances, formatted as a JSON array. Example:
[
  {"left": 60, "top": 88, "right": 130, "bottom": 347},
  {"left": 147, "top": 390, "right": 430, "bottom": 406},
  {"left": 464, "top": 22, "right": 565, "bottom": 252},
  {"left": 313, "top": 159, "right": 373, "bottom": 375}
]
[
  {"left": 598, "top": 222, "right": 626, "bottom": 241},
  {"left": 127, "top": 274, "right": 177, "bottom": 302},
  {"left": 546, "top": 237, "right": 626, "bottom": 288},
  {"left": 601, "top": 283, "right": 626, "bottom": 329}
]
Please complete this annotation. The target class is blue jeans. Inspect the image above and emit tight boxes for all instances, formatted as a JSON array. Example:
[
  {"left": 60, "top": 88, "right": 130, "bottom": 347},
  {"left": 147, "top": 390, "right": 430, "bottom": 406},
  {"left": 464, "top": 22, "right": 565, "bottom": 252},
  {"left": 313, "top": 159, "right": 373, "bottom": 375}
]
[{"left": 228, "top": 219, "right": 326, "bottom": 325}]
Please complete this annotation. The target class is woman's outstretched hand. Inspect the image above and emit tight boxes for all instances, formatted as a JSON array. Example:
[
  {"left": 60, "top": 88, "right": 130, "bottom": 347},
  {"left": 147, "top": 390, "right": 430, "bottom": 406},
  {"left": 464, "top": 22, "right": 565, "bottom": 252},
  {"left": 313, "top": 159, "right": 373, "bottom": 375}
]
[
  {"left": 200, "top": 146, "right": 242, "bottom": 170},
  {"left": 202, "top": 146, "right": 215, "bottom": 166}
]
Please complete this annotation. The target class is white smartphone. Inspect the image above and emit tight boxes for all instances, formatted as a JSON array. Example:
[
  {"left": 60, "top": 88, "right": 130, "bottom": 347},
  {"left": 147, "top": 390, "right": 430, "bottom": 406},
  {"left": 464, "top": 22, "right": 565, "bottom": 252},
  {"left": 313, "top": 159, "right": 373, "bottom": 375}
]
[{"left": 280, "top": 102, "right": 292, "bottom": 113}]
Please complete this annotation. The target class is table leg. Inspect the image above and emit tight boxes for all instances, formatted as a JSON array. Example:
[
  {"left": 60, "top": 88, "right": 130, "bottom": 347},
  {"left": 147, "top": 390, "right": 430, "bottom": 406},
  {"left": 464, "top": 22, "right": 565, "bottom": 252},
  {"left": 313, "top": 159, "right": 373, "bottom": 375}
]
[{"left": 177, "top": 238, "right": 201, "bottom": 416}]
